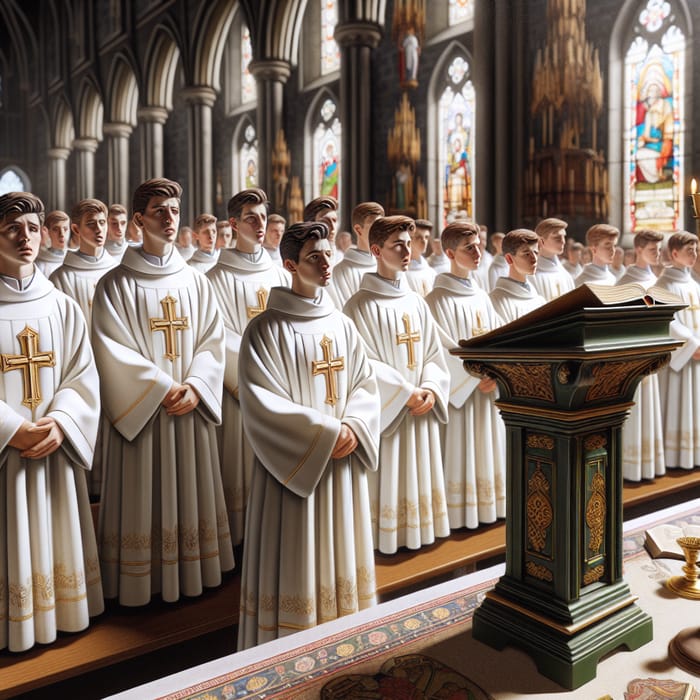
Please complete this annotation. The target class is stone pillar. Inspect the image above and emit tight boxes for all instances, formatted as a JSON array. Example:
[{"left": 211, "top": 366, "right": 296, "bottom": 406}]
[
  {"left": 73, "top": 137, "right": 99, "bottom": 201},
  {"left": 248, "top": 59, "right": 291, "bottom": 209},
  {"left": 47, "top": 147, "right": 70, "bottom": 211},
  {"left": 103, "top": 122, "right": 133, "bottom": 206},
  {"left": 181, "top": 86, "right": 218, "bottom": 219},
  {"left": 137, "top": 106, "right": 169, "bottom": 181},
  {"left": 334, "top": 21, "right": 382, "bottom": 229}
]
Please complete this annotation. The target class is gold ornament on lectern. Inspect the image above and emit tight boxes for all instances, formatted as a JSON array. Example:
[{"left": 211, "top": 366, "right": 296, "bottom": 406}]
[{"left": 666, "top": 536, "right": 700, "bottom": 600}]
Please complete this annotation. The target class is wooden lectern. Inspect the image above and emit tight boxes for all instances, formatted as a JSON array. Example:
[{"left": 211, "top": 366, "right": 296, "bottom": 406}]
[{"left": 451, "top": 284, "right": 684, "bottom": 689}]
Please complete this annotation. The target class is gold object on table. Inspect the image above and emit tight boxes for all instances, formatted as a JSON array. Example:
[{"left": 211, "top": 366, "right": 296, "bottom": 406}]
[{"left": 666, "top": 537, "right": 700, "bottom": 600}]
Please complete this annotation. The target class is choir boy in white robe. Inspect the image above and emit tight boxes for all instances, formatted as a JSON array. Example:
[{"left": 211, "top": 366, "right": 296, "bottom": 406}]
[
  {"left": 105, "top": 203, "right": 128, "bottom": 260},
  {"left": 263, "top": 213, "right": 285, "bottom": 264},
  {"left": 532, "top": 217, "right": 575, "bottom": 301},
  {"left": 92, "top": 178, "right": 234, "bottom": 607},
  {"left": 187, "top": 213, "right": 220, "bottom": 273},
  {"left": 611, "top": 246, "right": 627, "bottom": 282},
  {"left": 650, "top": 231, "right": 700, "bottom": 470},
  {"left": 574, "top": 224, "right": 619, "bottom": 287},
  {"left": 471, "top": 225, "right": 493, "bottom": 290},
  {"left": 35, "top": 209, "right": 69, "bottom": 277},
  {"left": 405, "top": 219, "right": 437, "bottom": 296},
  {"left": 490, "top": 229, "right": 546, "bottom": 322},
  {"left": 304, "top": 196, "right": 339, "bottom": 264},
  {"left": 563, "top": 240, "right": 584, "bottom": 278},
  {"left": 216, "top": 220, "right": 234, "bottom": 250},
  {"left": 0, "top": 191, "right": 103, "bottom": 651},
  {"left": 616, "top": 229, "right": 666, "bottom": 481},
  {"left": 426, "top": 221, "right": 506, "bottom": 528},
  {"left": 237, "top": 220, "right": 379, "bottom": 649},
  {"left": 175, "top": 226, "right": 196, "bottom": 261},
  {"left": 344, "top": 215, "right": 450, "bottom": 553},
  {"left": 206, "top": 188, "right": 290, "bottom": 546},
  {"left": 487, "top": 232, "right": 508, "bottom": 290},
  {"left": 326, "top": 201, "right": 384, "bottom": 308},
  {"left": 427, "top": 235, "right": 451, "bottom": 274}
]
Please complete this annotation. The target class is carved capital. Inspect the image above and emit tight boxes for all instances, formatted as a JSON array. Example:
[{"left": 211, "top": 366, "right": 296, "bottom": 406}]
[
  {"left": 72, "top": 137, "right": 99, "bottom": 153},
  {"left": 137, "top": 106, "right": 169, "bottom": 124},
  {"left": 179, "top": 85, "right": 218, "bottom": 108},
  {"left": 248, "top": 59, "right": 292, "bottom": 83},
  {"left": 334, "top": 21, "right": 383, "bottom": 49},
  {"left": 103, "top": 122, "right": 133, "bottom": 138},
  {"left": 47, "top": 147, "right": 71, "bottom": 161}
]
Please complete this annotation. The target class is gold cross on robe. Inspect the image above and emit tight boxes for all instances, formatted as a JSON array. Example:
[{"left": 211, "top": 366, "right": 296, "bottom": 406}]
[
  {"left": 1, "top": 325, "right": 56, "bottom": 414},
  {"left": 687, "top": 291, "right": 700, "bottom": 331},
  {"left": 472, "top": 310, "right": 487, "bottom": 336},
  {"left": 396, "top": 313, "right": 420, "bottom": 370},
  {"left": 246, "top": 288, "right": 269, "bottom": 319},
  {"left": 312, "top": 335, "right": 345, "bottom": 406},
  {"left": 150, "top": 295, "right": 190, "bottom": 361}
]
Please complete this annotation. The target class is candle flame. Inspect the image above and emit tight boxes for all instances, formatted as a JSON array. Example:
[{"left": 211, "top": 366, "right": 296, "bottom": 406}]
[{"left": 693, "top": 179, "right": 697, "bottom": 195}]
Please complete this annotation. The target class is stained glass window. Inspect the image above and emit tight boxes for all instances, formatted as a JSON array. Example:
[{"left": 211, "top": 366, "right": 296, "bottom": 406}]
[
  {"left": 439, "top": 56, "right": 476, "bottom": 225},
  {"left": 321, "top": 1, "right": 340, "bottom": 75},
  {"left": 624, "top": 2, "right": 684, "bottom": 233},
  {"left": 241, "top": 24, "right": 256, "bottom": 104},
  {"left": 0, "top": 168, "right": 27, "bottom": 196},
  {"left": 313, "top": 98, "right": 341, "bottom": 200},
  {"left": 449, "top": 0, "right": 474, "bottom": 26},
  {"left": 237, "top": 121, "right": 258, "bottom": 191}
]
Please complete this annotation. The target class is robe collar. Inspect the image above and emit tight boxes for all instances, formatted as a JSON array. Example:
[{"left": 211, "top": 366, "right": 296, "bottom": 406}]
[
  {"left": 493, "top": 276, "right": 535, "bottom": 299},
  {"left": 536, "top": 255, "right": 564, "bottom": 273},
  {"left": 657, "top": 266, "right": 691, "bottom": 284},
  {"left": 189, "top": 248, "right": 219, "bottom": 264},
  {"left": 267, "top": 286, "right": 335, "bottom": 318},
  {"left": 121, "top": 244, "right": 187, "bottom": 276},
  {"left": 432, "top": 272, "right": 476, "bottom": 295},
  {"left": 360, "top": 272, "right": 408, "bottom": 297},
  {"left": 340, "top": 248, "right": 375, "bottom": 268},
  {"left": 618, "top": 265, "right": 656, "bottom": 287},
  {"left": 37, "top": 247, "right": 66, "bottom": 261},
  {"left": 61, "top": 249, "right": 119, "bottom": 271},
  {"left": 217, "top": 247, "right": 274, "bottom": 273},
  {"left": 0, "top": 267, "right": 54, "bottom": 302},
  {"left": 408, "top": 257, "right": 428, "bottom": 271}
]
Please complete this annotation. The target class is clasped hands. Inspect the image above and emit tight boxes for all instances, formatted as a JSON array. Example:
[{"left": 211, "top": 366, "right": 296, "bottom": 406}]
[
  {"left": 10, "top": 417, "right": 65, "bottom": 459},
  {"left": 406, "top": 387, "right": 436, "bottom": 416},
  {"left": 163, "top": 382, "right": 200, "bottom": 415}
]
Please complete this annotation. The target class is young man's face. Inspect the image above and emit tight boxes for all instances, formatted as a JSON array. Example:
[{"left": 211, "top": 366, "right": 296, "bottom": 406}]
[
  {"left": 540, "top": 229, "right": 566, "bottom": 258},
  {"left": 264, "top": 222, "right": 284, "bottom": 249},
  {"left": 446, "top": 233, "right": 481, "bottom": 275},
  {"left": 410, "top": 227, "right": 430, "bottom": 259},
  {"left": 672, "top": 242, "right": 698, "bottom": 269},
  {"left": 48, "top": 219, "right": 70, "bottom": 249},
  {"left": 195, "top": 223, "right": 217, "bottom": 253},
  {"left": 74, "top": 209, "right": 108, "bottom": 255},
  {"left": 215, "top": 225, "right": 233, "bottom": 250},
  {"left": 107, "top": 213, "right": 127, "bottom": 242},
  {"left": 137, "top": 196, "right": 180, "bottom": 247},
  {"left": 231, "top": 202, "right": 267, "bottom": 252},
  {"left": 316, "top": 210, "right": 338, "bottom": 241},
  {"left": 0, "top": 212, "right": 43, "bottom": 274},
  {"left": 507, "top": 243, "right": 539, "bottom": 278},
  {"left": 372, "top": 229, "right": 412, "bottom": 279},
  {"left": 591, "top": 237, "right": 617, "bottom": 266},
  {"left": 285, "top": 237, "right": 332, "bottom": 298},
  {"left": 638, "top": 241, "right": 662, "bottom": 268}
]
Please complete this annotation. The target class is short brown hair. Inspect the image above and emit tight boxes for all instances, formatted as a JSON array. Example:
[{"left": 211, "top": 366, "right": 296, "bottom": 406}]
[
  {"left": 633, "top": 229, "right": 664, "bottom": 249},
  {"left": 414, "top": 218, "right": 433, "bottom": 231},
  {"left": 193, "top": 213, "right": 217, "bottom": 232},
  {"left": 351, "top": 202, "right": 384, "bottom": 228},
  {"left": 535, "top": 217, "right": 567, "bottom": 239},
  {"left": 71, "top": 198, "right": 108, "bottom": 225},
  {"left": 502, "top": 229, "right": 539, "bottom": 257},
  {"left": 227, "top": 187, "right": 268, "bottom": 219},
  {"left": 303, "top": 196, "right": 338, "bottom": 222},
  {"left": 0, "top": 192, "right": 45, "bottom": 224},
  {"left": 267, "top": 213, "right": 286, "bottom": 227},
  {"left": 441, "top": 221, "right": 480, "bottom": 252},
  {"left": 667, "top": 231, "right": 698, "bottom": 254},
  {"left": 280, "top": 221, "right": 329, "bottom": 263},
  {"left": 108, "top": 203, "right": 128, "bottom": 218},
  {"left": 369, "top": 215, "right": 414, "bottom": 248},
  {"left": 585, "top": 223, "right": 619, "bottom": 247},
  {"left": 132, "top": 178, "right": 182, "bottom": 215},
  {"left": 44, "top": 209, "right": 69, "bottom": 229}
]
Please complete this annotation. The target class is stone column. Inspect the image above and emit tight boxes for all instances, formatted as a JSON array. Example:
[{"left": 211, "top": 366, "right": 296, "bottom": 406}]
[
  {"left": 47, "top": 147, "right": 70, "bottom": 211},
  {"left": 137, "top": 106, "right": 169, "bottom": 181},
  {"left": 73, "top": 137, "right": 99, "bottom": 201},
  {"left": 181, "top": 86, "right": 218, "bottom": 219},
  {"left": 334, "top": 21, "right": 382, "bottom": 229},
  {"left": 248, "top": 59, "right": 291, "bottom": 209},
  {"left": 103, "top": 122, "right": 133, "bottom": 206}
]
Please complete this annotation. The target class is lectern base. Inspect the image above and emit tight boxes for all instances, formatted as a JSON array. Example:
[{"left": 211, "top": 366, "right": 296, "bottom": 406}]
[{"left": 472, "top": 595, "right": 653, "bottom": 690}]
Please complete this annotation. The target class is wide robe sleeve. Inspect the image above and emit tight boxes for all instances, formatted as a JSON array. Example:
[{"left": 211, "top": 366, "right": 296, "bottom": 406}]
[
  {"left": 0, "top": 403, "right": 24, "bottom": 455},
  {"left": 415, "top": 300, "right": 450, "bottom": 424},
  {"left": 239, "top": 315, "right": 350, "bottom": 499}
]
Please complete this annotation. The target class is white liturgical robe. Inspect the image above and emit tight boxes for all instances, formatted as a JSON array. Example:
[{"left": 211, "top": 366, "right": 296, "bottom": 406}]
[
  {"left": 35, "top": 247, "right": 66, "bottom": 277},
  {"left": 237, "top": 287, "right": 379, "bottom": 649},
  {"left": 650, "top": 267, "right": 700, "bottom": 470},
  {"left": 426, "top": 274, "right": 506, "bottom": 528},
  {"left": 489, "top": 277, "right": 546, "bottom": 323},
  {"left": 206, "top": 247, "right": 290, "bottom": 546},
  {"left": 187, "top": 248, "right": 219, "bottom": 274},
  {"left": 405, "top": 258, "right": 436, "bottom": 297},
  {"left": 0, "top": 271, "right": 103, "bottom": 651},
  {"left": 616, "top": 265, "right": 665, "bottom": 481},
  {"left": 344, "top": 274, "right": 450, "bottom": 553},
  {"left": 575, "top": 263, "right": 616, "bottom": 288},
  {"left": 487, "top": 254, "right": 509, "bottom": 291},
  {"left": 532, "top": 255, "right": 575, "bottom": 302},
  {"left": 326, "top": 248, "right": 376, "bottom": 309},
  {"left": 92, "top": 246, "right": 234, "bottom": 606}
]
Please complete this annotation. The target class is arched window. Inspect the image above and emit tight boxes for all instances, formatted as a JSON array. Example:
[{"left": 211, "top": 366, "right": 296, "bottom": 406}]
[
  {"left": 300, "top": 0, "right": 339, "bottom": 89},
  {"left": 623, "top": 0, "right": 686, "bottom": 233},
  {"left": 233, "top": 118, "right": 258, "bottom": 193},
  {"left": 241, "top": 23, "right": 256, "bottom": 104},
  {"left": 0, "top": 167, "right": 30, "bottom": 196},
  {"left": 305, "top": 94, "right": 341, "bottom": 202},
  {"left": 438, "top": 54, "right": 476, "bottom": 225},
  {"left": 222, "top": 13, "right": 257, "bottom": 115},
  {"left": 321, "top": 1, "right": 340, "bottom": 76}
]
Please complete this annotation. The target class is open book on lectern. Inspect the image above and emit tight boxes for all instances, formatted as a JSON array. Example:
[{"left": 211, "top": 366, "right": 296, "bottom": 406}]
[{"left": 457, "top": 283, "right": 685, "bottom": 351}]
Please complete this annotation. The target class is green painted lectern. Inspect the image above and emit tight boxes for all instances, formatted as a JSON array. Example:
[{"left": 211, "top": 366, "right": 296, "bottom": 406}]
[{"left": 451, "top": 283, "right": 684, "bottom": 690}]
